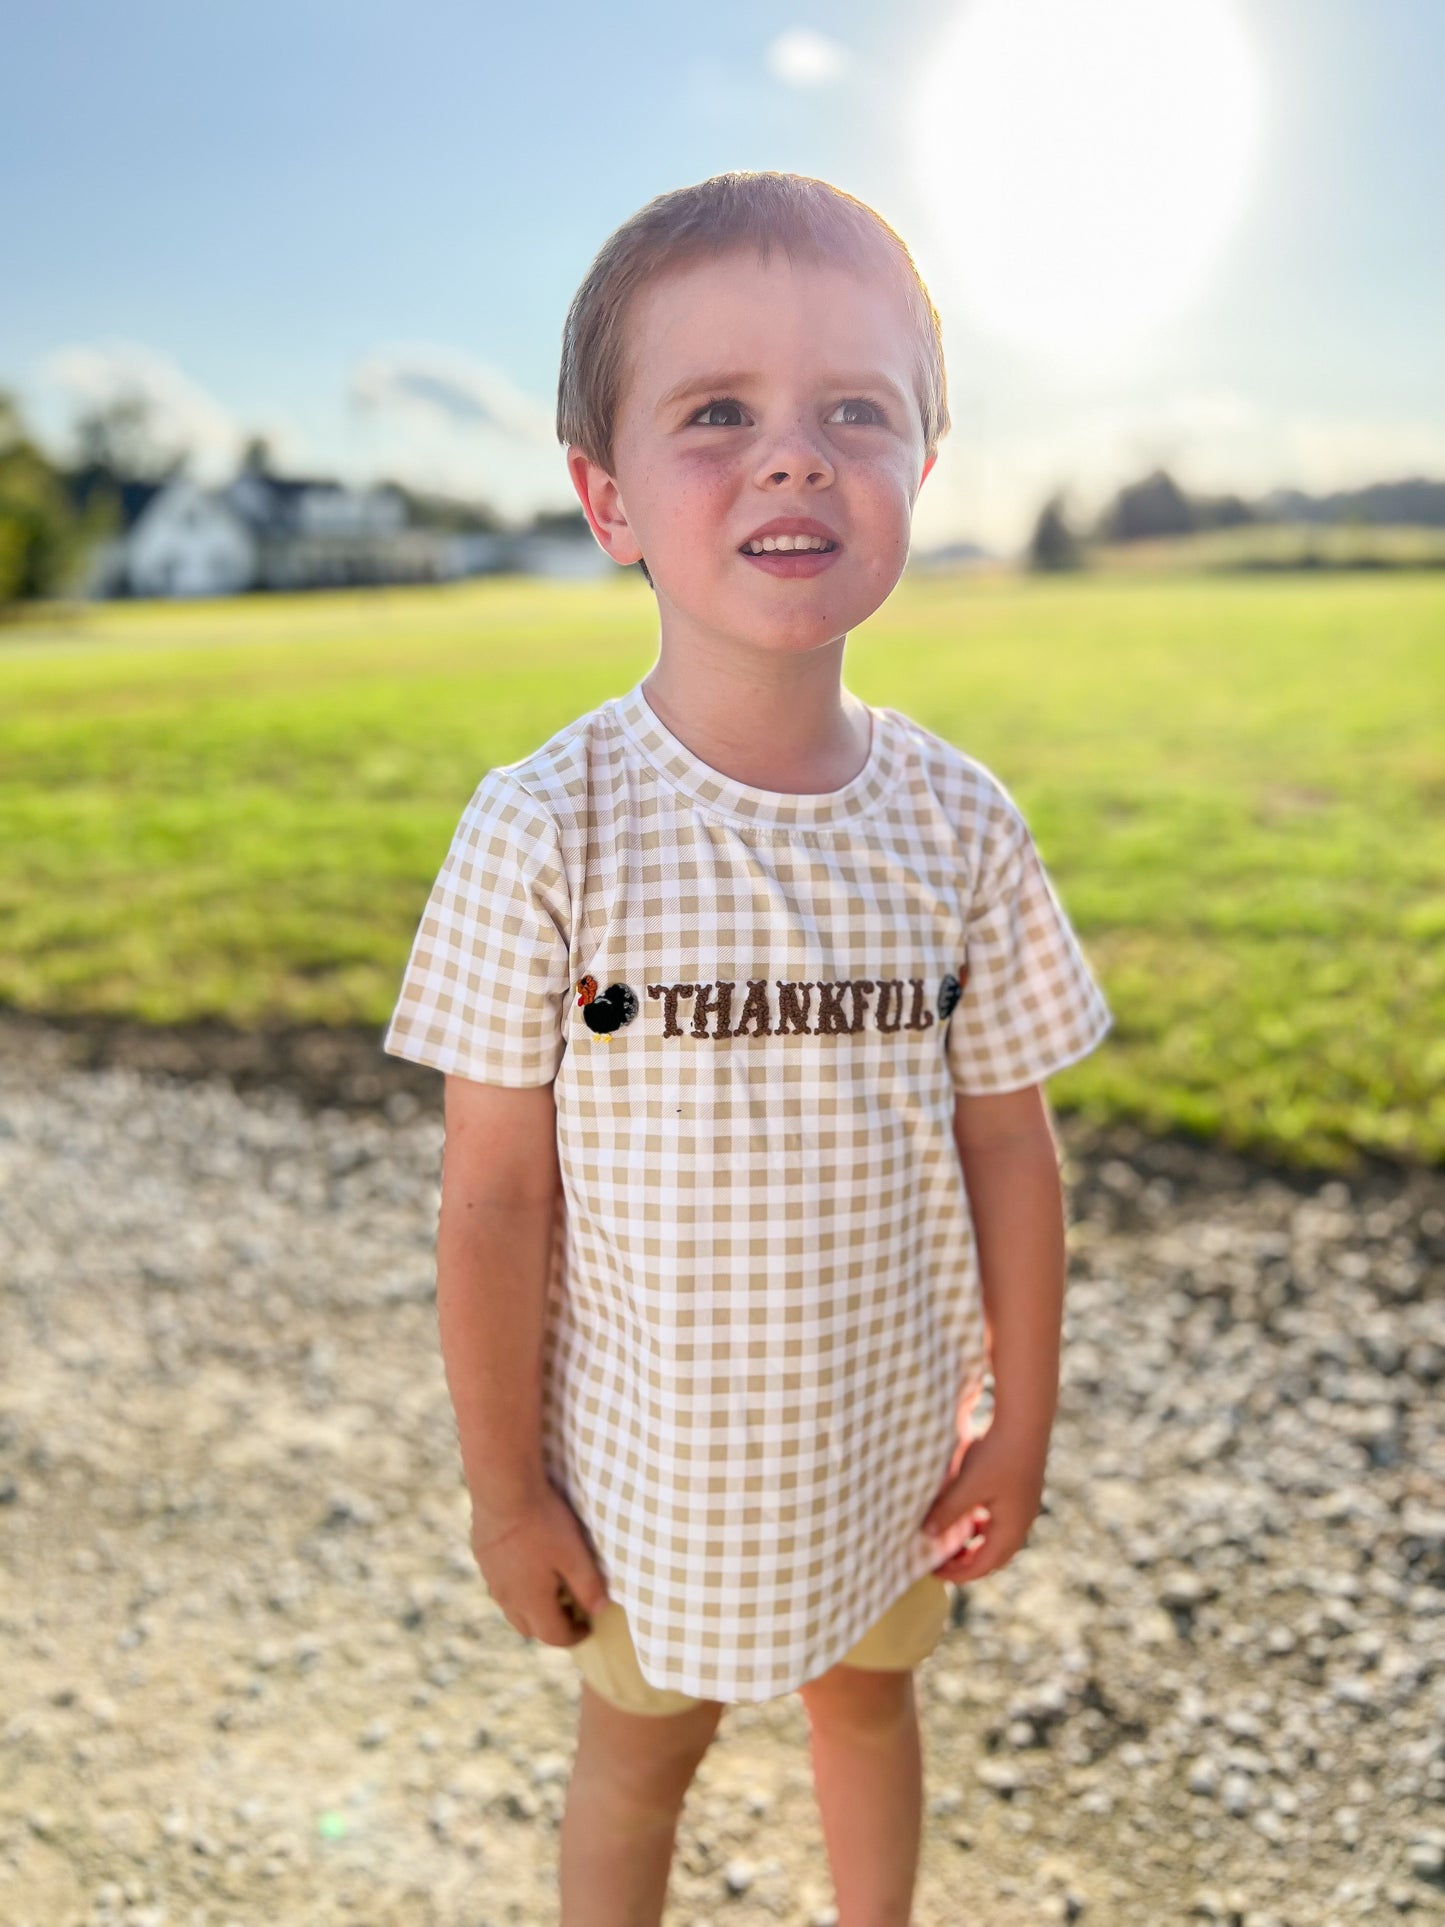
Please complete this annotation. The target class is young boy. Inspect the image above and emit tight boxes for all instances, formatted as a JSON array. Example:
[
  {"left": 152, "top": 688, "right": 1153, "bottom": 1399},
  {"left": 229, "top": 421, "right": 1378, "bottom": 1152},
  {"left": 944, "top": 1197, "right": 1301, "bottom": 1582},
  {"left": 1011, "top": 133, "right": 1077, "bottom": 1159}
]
[{"left": 383, "top": 170, "right": 1112, "bottom": 1927}]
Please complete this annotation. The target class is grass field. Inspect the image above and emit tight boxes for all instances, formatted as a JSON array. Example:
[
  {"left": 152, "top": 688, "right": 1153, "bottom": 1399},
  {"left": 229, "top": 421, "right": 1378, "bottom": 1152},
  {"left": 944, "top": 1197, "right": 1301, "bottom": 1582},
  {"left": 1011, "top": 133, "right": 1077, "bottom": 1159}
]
[{"left": 2, "top": 568, "right": 1442, "bottom": 1171}]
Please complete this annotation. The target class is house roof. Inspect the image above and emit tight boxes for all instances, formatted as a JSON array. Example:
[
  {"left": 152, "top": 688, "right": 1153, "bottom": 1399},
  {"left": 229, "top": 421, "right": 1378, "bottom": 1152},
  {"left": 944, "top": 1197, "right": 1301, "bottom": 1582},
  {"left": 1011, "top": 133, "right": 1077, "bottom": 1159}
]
[
  {"left": 62, "top": 466, "right": 166, "bottom": 532},
  {"left": 224, "top": 473, "right": 344, "bottom": 532}
]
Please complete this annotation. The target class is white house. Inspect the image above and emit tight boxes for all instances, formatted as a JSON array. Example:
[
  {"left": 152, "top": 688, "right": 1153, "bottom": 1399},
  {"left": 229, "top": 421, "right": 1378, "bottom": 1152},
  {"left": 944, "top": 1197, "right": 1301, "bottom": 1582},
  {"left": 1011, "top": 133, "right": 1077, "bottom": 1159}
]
[
  {"left": 119, "top": 473, "right": 443, "bottom": 597},
  {"left": 439, "top": 531, "right": 509, "bottom": 577},
  {"left": 222, "top": 473, "right": 442, "bottom": 590},
  {"left": 80, "top": 468, "right": 619, "bottom": 598},
  {"left": 127, "top": 480, "right": 256, "bottom": 597}
]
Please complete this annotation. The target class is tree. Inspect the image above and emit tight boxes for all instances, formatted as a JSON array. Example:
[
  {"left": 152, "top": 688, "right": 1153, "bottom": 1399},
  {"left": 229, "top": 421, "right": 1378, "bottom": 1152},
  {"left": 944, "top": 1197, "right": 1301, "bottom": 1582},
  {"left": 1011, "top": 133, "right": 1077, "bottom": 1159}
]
[
  {"left": 1194, "top": 491, "right": 1254, "bottom": 531},
  {"left": 1027, "top": 491, "right": 1085, "bottom": 571},
  {"left": 1096, "top": 467, "right": 1195, "bottom": 543},
  {"left": 0, "top": 388, "right": 89, "bottom": 610},
  {"left": 239, "top": 434, "right": 276, "bottom": 478},
  {"left": 72, "top": 388, "right": 187, "bottom": 483}
]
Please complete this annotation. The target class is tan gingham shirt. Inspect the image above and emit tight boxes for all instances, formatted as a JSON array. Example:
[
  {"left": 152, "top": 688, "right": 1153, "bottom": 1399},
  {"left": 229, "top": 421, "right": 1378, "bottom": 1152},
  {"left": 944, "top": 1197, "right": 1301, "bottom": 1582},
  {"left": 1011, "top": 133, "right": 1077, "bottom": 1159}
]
[{"left": 384, "top": 678, "right": 1112, "bottom": 1701}]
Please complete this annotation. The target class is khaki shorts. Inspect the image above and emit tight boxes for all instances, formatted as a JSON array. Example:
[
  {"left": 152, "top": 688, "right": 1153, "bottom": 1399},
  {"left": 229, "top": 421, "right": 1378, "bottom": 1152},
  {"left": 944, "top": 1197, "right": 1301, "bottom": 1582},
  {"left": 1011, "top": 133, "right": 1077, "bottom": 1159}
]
[{"left": 568, "top": 1575, "right": 950, "bottom": 1717}]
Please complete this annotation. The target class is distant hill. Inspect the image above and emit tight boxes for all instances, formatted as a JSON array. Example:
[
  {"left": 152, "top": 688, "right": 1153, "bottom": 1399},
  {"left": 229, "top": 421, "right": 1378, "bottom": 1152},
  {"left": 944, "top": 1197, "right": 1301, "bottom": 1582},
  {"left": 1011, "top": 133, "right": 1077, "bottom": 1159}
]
[
  {"left": 1255, "top": 477, "right": 1445, "bottom": 528},
  {"left": 1097, "top": 468, "right": 1445, "bottom": 543}
]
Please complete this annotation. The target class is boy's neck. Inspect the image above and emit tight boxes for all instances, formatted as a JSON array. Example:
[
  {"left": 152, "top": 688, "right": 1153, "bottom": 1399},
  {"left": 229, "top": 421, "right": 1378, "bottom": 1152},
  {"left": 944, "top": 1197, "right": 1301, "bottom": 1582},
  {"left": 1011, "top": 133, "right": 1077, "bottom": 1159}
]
[{"left": 639, "top": 657, "right": 873, "bottom": 798}]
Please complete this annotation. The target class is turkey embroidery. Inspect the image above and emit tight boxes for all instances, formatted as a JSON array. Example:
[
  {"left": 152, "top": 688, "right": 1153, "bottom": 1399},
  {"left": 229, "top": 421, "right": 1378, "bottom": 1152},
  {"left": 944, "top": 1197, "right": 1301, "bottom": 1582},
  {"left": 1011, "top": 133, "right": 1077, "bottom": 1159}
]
[
  {"left": 575, "top": 975, "right": 640, "bottom": 1041},
  {"left": 938, "top": 965, "right": 968, "bottom": 1023}
]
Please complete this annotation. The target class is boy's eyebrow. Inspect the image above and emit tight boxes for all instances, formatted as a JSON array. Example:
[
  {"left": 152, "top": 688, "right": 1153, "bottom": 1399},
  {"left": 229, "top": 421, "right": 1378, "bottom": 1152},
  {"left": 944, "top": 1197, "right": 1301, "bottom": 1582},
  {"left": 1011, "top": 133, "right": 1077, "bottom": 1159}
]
[{"left": 655, "top": 370, "right": 910, "bottom": 415}]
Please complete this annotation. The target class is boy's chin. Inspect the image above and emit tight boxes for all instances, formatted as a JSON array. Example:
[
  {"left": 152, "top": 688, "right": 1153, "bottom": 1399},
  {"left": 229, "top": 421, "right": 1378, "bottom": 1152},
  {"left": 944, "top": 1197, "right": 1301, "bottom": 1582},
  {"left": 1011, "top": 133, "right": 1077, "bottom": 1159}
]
[{"left": 651, "top": 562, "right": 898, "bottom": 639}]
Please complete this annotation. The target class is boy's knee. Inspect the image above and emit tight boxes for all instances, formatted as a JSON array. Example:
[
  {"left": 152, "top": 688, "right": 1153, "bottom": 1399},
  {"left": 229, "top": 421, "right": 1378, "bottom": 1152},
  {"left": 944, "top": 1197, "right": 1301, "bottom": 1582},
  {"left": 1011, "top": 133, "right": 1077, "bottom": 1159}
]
[
  {"left": 799, "top": 1663, "right": 915, "bottom": 1739},
  {"left": 576, "top": 1682, "right": 724, "bottom": 1810}
]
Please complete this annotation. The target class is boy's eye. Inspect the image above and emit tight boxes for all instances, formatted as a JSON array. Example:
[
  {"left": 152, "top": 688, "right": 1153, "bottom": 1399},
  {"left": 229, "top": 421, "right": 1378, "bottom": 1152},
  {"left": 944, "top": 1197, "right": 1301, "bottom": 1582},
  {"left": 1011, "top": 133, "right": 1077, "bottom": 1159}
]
[
  {"left": 687, "top": 397, "right": 888, "bottom": 428},
  {"left": 831, "top": 398, "right": 888, "bottom": 426},
  {"left": 692, "top": 398, "right": 746, "bottom": 428}
]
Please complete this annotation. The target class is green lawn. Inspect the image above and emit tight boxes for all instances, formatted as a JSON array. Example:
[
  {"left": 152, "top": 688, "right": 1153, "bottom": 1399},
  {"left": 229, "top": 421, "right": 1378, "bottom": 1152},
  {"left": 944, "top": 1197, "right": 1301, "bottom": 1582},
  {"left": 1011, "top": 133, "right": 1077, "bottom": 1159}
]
[{"left": 2, "top": 569, "right": 1442, "bottom": 1172}]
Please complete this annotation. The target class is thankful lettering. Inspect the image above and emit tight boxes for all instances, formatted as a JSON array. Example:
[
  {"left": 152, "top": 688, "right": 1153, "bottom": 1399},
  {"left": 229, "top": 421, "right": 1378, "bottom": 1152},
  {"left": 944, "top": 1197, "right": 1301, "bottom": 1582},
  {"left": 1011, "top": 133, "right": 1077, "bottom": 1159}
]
[{"left": 644, "top": 978, "right": 949, "bottom": 1040}]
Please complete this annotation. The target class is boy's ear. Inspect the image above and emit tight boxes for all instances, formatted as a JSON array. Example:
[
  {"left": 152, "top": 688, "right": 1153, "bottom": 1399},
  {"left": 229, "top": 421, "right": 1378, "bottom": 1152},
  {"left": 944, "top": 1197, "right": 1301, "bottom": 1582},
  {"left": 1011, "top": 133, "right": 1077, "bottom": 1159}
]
[
  {"left": 567, "top": 446, "right": 644, "bottom": 567},
  {"left": 919, "top": 451, "right": 938, "bottom": 491}
]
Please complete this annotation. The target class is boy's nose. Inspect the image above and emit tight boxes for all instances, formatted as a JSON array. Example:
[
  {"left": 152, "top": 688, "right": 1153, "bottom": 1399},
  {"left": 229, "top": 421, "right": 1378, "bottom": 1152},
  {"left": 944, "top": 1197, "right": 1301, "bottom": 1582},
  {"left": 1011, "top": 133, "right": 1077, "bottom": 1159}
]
[
  {"left": 759, "top": 447, "right": 835, "bottom": 487},
  {"left": 765, "top": 464, "right": 830, "bottom": 486},
  {"left": 754, "top": 420, "right": 835, "bottom": 489}
]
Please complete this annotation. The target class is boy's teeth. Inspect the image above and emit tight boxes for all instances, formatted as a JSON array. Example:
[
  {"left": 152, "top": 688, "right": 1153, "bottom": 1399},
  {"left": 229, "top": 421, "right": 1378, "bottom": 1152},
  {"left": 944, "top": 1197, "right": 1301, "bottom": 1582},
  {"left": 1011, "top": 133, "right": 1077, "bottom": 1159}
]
[{"left": 744, "top": 535, "right": 832, "bottom": 553}]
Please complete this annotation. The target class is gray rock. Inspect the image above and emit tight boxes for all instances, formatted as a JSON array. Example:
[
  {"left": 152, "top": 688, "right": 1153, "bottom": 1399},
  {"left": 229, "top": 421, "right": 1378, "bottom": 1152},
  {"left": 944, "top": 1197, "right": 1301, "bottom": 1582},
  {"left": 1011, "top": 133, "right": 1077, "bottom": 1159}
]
[{"left": 722, "top": 1856, "right": 754, "bottom": 1894}]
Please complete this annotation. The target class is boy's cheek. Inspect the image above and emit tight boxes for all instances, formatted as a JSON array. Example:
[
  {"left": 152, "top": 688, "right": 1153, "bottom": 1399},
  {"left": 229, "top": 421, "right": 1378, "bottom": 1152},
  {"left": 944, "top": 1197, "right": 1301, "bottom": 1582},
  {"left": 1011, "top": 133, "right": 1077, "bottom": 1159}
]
[{"left": 675, "top": 447, "right": 740, "bottom": 484}]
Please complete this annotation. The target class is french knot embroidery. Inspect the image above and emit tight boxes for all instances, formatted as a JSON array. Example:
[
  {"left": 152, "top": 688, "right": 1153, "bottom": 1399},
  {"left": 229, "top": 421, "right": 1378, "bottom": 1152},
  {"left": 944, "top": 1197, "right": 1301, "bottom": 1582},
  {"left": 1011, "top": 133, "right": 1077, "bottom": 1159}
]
[{"left": 574, "top": 976, "right": 639, "bottom": 1040}]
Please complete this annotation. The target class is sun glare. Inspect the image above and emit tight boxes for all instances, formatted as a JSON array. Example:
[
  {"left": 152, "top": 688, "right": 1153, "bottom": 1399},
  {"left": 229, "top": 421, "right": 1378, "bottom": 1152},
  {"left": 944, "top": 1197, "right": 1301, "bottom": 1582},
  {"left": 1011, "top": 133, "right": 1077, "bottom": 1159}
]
[{"left": 912, "top": 0, "right": 1264, "bottom": 364}]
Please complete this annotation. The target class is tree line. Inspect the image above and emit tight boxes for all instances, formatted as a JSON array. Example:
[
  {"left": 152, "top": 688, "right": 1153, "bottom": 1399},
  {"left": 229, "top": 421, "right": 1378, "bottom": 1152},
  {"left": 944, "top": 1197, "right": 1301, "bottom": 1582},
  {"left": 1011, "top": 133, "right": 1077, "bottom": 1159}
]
[{"left": 1026, "top": 468, "right": 1445, "bottom": 570}]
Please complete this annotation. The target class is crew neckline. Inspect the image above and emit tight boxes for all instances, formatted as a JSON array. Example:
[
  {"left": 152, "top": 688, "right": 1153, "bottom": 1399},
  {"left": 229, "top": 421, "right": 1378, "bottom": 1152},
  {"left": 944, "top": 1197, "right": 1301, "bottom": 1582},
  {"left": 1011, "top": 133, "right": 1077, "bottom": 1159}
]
[{"left": 611, "top": 679, "right": 901, "bottom": 830}]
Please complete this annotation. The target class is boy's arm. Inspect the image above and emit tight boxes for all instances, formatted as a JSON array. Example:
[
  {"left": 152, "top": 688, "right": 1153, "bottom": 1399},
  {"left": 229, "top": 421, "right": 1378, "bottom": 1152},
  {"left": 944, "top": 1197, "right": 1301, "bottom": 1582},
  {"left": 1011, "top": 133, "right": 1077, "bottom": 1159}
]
[
  {"left": 951, "top": 1083, "right": 1065, "bottom": 1452},
  {"left": 436, "top": 1073, "right": 563, "bottom": 1531}
]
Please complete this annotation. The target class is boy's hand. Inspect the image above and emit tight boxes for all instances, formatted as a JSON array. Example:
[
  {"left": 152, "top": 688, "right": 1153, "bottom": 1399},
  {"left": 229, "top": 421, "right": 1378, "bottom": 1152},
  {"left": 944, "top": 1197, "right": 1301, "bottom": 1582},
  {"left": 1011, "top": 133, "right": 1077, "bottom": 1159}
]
[
  {"left": 469, "top": 1478, "right": 611, "bottom": 1647},
  {"left": 919, "top": 1417, "right": 1049, "bottom": 1584}
]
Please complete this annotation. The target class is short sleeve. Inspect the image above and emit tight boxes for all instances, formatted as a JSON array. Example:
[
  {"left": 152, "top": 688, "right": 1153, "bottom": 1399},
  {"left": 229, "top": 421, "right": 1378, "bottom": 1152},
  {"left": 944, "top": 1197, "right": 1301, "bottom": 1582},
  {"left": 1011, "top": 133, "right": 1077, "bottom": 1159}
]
[
  {"left": 946, "top": 783, "right": 1112, "bottom": 1096},
  {"left": 382, "top": 769, "right": 572, "bottom": 1086}
]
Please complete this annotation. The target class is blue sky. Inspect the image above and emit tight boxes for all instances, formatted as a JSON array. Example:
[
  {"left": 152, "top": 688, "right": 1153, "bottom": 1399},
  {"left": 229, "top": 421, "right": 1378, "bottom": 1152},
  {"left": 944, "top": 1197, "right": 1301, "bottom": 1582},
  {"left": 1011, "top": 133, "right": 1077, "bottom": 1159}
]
[{"left": 4, "top": 0, "right": 1441, "bottom": 553}]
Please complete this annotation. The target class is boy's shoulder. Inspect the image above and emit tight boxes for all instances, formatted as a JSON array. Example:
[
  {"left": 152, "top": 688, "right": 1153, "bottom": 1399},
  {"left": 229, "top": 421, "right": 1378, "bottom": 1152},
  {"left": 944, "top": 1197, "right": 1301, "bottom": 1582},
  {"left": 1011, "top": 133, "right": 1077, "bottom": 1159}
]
[
  {"left": 466, "top": 691, "right": 623, "bottom": 827},
  {"left": 883, "top": 703, "right": 1026, "bottom": 834}
]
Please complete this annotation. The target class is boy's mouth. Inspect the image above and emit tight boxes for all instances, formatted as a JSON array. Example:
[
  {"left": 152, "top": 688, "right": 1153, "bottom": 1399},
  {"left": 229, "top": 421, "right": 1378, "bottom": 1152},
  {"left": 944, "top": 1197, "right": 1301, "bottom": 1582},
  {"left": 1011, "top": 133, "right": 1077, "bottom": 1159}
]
[
  {"left": 739, "top": 543, "right": 843, "bottom": 578},
  {"left": 738, "top": 536, "right": 839, "bottom": 555}
]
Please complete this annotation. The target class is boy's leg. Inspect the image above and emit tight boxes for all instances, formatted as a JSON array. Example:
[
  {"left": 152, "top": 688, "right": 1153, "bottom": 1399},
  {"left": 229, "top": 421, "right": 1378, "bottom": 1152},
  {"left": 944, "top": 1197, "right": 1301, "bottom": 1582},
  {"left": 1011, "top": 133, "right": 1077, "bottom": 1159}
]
[
  {"left": 797, "top": 1662, "right": 924, "bottom": 1927},
  {"left": 558, "top": 1679, "right": 725, "bottom": 1927}
]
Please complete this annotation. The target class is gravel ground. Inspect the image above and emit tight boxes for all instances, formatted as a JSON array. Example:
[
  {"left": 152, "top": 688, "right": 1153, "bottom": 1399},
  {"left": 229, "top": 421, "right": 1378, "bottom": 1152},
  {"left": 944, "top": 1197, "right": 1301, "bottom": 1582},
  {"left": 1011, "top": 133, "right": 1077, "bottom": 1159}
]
[{"left": 1, "top": 1015, "right": 1443, "bottom": 1927}]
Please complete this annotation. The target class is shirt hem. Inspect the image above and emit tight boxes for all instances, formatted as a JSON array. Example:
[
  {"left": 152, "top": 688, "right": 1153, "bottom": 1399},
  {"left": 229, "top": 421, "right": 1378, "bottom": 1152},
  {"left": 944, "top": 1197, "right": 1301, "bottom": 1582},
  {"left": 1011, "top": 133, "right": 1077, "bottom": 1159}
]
[
  {"left": 950, "top": 1002, "right": 1113, "bottom": 1098},
  {"left": 622, "top": 1533, "right": 946, "bottom": 1704},
  {"left": 380, "top": 1030, "right": 560, "bottom": 1086}
]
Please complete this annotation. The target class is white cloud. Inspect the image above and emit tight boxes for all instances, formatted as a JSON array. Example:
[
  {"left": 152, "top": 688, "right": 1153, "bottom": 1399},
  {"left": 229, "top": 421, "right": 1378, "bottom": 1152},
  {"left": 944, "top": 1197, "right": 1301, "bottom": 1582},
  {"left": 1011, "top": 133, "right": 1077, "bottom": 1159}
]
[
  {"left": 38, "top": 340, "right": 302, "bottom": 480},
  {"left": 764, "top": 28, "right": 853, "bottom": 88},
  {"left": 349, "top": 344, "right": 554, "bottom": 446},
  {"left": 342, "top": 342, "right": 568, "bottom": 523}
]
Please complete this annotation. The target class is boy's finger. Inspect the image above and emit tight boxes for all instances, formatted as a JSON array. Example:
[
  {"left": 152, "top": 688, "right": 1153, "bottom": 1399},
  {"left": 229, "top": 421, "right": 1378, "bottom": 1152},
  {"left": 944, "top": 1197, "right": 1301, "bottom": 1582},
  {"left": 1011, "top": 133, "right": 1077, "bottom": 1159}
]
[
  {"left": 934, "top": 1533, "right": 989, "bottom": 1576},
  {"left": 930, "top": 1518, "right": 988, "bottom": 1563},
  {"left": 529, "top": 1584, "right": 592, "bottom": 1647},
  {"left": 556, "top": 1575, "right": 605, "bottom": 1630}
]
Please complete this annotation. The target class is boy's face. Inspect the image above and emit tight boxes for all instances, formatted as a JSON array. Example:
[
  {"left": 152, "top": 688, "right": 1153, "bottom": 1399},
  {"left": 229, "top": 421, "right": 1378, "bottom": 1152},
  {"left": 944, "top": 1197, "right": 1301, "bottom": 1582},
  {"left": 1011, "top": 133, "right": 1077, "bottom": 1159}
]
[{"left": 569, "top": 248, "right": 937, "bottom": 657}]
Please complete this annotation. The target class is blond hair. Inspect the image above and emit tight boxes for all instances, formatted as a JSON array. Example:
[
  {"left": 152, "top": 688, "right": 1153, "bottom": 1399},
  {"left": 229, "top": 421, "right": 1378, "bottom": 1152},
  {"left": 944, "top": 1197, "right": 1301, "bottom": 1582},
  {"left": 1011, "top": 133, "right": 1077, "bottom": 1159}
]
[{"left": 556, "top": 170, "right": 950, "bottom": 586}]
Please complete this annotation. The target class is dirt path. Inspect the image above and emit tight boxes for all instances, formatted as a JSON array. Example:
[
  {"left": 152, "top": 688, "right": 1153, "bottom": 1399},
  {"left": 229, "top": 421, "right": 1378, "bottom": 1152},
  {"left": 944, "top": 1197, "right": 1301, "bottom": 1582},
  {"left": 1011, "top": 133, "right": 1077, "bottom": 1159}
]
[{"left": 2, "top": 1016, "right": 1442, "bottom": 1926}]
